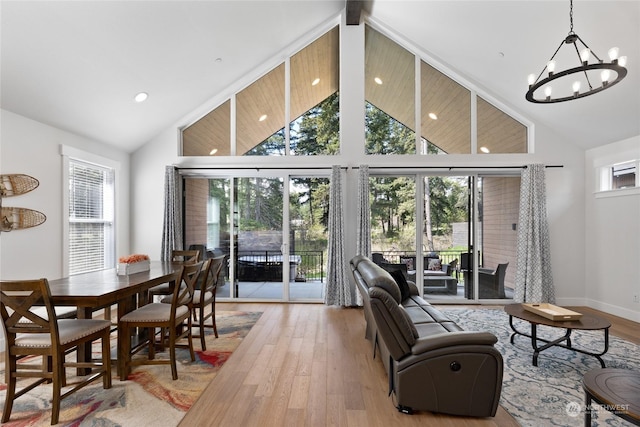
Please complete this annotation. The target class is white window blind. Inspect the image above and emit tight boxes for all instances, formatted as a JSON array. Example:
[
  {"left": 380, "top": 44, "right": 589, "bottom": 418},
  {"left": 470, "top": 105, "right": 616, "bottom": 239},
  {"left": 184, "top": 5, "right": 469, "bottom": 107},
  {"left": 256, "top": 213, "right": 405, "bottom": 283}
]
[{"left": 68, "top": 159, "right": 115, "bottom": 275}]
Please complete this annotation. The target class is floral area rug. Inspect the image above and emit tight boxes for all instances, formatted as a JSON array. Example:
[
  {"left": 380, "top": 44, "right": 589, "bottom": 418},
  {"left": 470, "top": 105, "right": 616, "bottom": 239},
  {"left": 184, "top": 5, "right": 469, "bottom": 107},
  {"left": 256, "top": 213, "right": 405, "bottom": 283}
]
[
  {"left": 440, "top": 307, "right": 640, "bottom": 427},
  {"left": 0, "top": 311, "right": 262, "bottom": 426}
]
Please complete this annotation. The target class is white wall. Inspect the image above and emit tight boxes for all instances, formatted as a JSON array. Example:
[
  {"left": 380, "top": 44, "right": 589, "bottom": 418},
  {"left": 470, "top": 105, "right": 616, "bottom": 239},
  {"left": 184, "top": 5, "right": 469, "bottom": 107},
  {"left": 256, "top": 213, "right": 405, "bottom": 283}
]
[
  {"left": 585, "top": 136, "right": 640, "bottom": 322},
  {"left": 0, "top": 109, "right": 131, "bottom": 279}
]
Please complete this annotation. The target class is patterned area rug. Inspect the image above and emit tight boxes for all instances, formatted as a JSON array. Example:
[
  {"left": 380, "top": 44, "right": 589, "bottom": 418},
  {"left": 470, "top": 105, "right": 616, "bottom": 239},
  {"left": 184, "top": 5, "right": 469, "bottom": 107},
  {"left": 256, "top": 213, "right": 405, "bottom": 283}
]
[
  {"left": 0, "top": 310, "right": 262, "bottom": 426},
  {"left": 440, "top": 307, "right": 640, "bottom": 427}
]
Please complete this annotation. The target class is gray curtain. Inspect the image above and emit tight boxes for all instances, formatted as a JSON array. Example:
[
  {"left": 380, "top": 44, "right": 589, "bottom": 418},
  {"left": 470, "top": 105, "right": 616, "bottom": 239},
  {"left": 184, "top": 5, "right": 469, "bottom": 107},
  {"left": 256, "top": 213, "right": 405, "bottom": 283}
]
[
  {"left": 161, "top": 165, "right": 183, "bottom": 261},
  {"left": 356, "top": 165, "right": 371, "bottom": 258},
  {"left": 514, "top": 164, "right": 555, "bottom": 303},
  {"left": 324, "top": 166, "right": 355, "bottom": 306},
  {"left": 354, "top": 165, "right": 371, "bottom": 307}
]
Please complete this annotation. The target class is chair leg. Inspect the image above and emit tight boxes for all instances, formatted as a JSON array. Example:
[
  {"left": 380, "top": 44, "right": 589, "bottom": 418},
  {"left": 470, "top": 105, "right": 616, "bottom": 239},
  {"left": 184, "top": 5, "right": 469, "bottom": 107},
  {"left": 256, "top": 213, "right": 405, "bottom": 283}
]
[
  {"left": 199, "top": 305, "right": 207, "bottom": 351},
  {"left": 169, "top": 326, "right": 178, "bottom": 380},
  {"left": 148, "top": 327, "right": 156, "bottom": 360},
  {"left": 118, "top": 323, "right": 131, "bottom": 381},
  {"left": 1, "top": 357, "right": 17, "bottom": 423},
  {"left": 211, "top": 301, "right": 218, "bottom": 338},
  {"left": 187, "top": 317, "right": 195, "bottom": 362},
  {"left": 102, "top": 331, "right": 112, "bottom": 389},
  {"left": 51, "top": 360, "right": 62, "bottom": 425}
]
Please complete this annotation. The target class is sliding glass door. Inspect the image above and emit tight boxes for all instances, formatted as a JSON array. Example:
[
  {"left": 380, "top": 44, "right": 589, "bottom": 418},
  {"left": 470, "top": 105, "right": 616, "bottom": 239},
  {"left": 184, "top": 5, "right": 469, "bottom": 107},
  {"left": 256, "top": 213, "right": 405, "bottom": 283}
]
[
  {"left": 368, "top": 172, "right": 517, "bottom": 303},
  {"left": 183, "top": 173, "right": 327, "bottom": 302}
]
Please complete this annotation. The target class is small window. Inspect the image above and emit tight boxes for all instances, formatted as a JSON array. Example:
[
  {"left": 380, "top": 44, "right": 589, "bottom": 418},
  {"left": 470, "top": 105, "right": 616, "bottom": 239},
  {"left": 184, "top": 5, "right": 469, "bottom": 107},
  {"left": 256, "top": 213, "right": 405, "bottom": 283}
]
[{"left": 612, "top": 162, "right": 637, "bottom": 190}]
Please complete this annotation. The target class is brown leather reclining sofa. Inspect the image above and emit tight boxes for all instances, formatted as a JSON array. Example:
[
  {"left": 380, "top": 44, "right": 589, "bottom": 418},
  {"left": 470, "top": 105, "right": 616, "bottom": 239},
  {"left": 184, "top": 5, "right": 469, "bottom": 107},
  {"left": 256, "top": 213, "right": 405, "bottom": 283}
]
[{"left": 350, "top": 255, "right": 503, "bottom": 417}]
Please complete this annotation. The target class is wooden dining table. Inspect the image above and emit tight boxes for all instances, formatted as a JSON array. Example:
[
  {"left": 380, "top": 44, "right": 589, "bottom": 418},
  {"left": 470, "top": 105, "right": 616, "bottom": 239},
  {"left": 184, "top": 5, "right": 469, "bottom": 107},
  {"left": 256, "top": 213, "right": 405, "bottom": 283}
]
[{"left": 47, "top": 261, "right": 182, "bottom": 376}]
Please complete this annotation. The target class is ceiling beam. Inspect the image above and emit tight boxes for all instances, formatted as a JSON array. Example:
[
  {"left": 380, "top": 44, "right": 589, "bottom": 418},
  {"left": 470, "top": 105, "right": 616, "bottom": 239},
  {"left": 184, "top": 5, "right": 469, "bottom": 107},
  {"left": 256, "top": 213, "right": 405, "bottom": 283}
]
[{"left": 346, "top": 0, "right": 363, "bottom": 25}]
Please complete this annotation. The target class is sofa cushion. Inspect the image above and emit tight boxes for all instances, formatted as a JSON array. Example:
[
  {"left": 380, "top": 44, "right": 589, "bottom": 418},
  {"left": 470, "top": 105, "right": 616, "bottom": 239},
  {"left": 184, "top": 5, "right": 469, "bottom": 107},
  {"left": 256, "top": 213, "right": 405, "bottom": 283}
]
[
  {"left": 359, "top": 263, "right": 402, "bottom": 303},
  {"left": 389, "top": 269, "right": 411, "bottom": 301}
]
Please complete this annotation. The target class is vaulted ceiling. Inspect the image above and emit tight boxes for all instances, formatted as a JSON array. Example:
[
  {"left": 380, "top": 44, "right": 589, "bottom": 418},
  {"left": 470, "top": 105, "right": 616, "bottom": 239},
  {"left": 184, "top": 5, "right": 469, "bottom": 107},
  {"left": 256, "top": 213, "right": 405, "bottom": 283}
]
[{"left": 2, "top": 1, "right": 638, "bottom": 153}]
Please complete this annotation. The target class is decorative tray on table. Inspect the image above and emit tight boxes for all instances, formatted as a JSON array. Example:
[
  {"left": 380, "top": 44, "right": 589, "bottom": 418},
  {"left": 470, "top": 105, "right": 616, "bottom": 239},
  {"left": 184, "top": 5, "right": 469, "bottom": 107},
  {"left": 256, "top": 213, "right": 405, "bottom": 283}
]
[{"left": 522, "top": 303, "right": 583, "bottom": 321}]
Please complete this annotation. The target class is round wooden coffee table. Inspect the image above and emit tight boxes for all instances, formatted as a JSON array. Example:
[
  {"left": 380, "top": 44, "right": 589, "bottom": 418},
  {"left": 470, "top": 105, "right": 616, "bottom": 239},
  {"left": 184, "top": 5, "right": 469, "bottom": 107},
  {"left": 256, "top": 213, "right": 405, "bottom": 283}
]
[
  {"left": 583, "top": 368, "right": 640, "bottom": 426},
  {"left": 504, "top": 303, "right": 611, "bottom": 367}
]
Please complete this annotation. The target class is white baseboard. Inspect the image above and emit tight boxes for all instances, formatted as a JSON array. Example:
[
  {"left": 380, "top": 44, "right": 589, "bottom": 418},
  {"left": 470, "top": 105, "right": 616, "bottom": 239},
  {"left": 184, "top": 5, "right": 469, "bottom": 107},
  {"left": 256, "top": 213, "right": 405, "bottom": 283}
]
[{"left": 586, "top": 299, "right": 640, "bottom": 323}]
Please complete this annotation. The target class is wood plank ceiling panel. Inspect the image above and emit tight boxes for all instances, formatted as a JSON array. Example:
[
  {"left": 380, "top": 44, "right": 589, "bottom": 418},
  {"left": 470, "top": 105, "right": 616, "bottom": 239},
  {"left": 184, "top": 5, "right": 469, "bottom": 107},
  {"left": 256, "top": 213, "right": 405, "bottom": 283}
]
[
  {"left": 182, "top": 100, "right": 231, "bottom": 156},
  {"left": 365, "top": 26, "right": 415, "bottom": 132},
  {"left": 477, "top": 97, "right": 527, "bottom": 154},
  {"left": 421, "top": 62, "right": 471, "bottom": 154},
  {"left": 290, "top": 26, "right": 339, "bottom": 123}
]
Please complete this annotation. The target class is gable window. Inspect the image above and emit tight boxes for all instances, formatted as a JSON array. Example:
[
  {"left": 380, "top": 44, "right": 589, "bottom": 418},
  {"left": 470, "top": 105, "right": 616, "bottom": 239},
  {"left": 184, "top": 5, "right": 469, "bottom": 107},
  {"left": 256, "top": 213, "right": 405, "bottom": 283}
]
[
  {"left": 66, "top": 156, "right": 115, "bottom": 275},
  {"left": 181, "top": 26, "right": 340, "bottom": 157},
  {"left": 365, "top": 25, "right": 528, "bottom": 155},
  {"left": 365, "top": 26, "right": 416, "bottom": 155}
]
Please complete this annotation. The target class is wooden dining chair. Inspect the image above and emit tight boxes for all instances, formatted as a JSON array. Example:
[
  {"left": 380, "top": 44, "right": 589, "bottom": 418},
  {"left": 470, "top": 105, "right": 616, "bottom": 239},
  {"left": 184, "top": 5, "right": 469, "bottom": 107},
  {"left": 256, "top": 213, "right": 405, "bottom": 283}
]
[
  {"left": 0, "top": 279, "right": 112, "bottom": 425},
  {"left": 162, "top": 256, "right": 225, "bottom": 350},
  {"left": 147, "top": 249, "right": 200, "bottom": 302},
  {"left": 118, "top": 261, "right": 202, "bottom": 381}
]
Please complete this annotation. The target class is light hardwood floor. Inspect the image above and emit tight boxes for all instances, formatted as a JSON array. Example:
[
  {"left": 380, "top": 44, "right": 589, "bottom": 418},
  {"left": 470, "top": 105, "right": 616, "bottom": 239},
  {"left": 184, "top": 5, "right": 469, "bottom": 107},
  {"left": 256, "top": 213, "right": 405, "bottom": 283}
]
[{"left": 180, "top": 303, "right": 639, "bottom": 426}]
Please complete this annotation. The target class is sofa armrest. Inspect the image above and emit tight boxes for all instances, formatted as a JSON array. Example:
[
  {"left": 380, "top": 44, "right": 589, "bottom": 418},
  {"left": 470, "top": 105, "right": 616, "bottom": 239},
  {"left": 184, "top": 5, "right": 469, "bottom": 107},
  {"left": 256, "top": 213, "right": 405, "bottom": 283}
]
[{"left": 411, "top": 331, "right": 497, "bottom": 355}]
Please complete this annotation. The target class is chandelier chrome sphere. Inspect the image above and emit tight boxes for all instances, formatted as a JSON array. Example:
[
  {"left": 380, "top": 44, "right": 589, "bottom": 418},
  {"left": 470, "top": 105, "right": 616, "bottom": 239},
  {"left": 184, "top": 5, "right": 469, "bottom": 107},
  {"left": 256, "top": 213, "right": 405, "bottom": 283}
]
[{"left": 525, "top": 0, "right": 628, "bottom": 104}]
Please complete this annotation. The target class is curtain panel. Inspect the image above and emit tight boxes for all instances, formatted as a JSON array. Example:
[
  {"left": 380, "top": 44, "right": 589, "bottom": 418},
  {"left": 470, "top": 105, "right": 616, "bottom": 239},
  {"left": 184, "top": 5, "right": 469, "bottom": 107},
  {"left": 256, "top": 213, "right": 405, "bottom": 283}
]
[
  {"left": 356, "top": 165, "right": 371, "bottom": 258},
  {"left": 161, "top": 166, "right": 184, "bottom": 261},
  {"left": 514, "top": 164, "right": 555, "bottom": 303},
  {"left": 324, "top": 165, "right": 356, "bottom": 307}
]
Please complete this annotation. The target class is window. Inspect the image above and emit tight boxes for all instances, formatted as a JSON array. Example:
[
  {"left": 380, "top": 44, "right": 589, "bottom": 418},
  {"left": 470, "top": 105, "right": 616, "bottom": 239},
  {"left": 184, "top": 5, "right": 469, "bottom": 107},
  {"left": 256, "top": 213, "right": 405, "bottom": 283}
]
[
  {"left": 181, "top": 26, "right": 340, "bottom": 157},
  {"left": 597, "top": 160, "right": 640, "bottom": 193},
  {"left": 67, "top": 158, "right": 115, "bottom": 275},
  {"left": 365, "top": 26, "right": 416, "bottom": 155},
  {"left": 612, "top": 162, "right": 637, "bottom": 190}
]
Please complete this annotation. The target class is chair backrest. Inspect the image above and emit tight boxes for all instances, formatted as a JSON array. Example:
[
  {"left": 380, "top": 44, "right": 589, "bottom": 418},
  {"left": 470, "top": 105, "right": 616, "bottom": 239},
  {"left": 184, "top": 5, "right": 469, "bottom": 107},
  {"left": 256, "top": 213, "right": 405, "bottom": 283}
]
[
  {"left": 0, "top": 278, "right": 59, "bottom": 353},
  {"left": 171, "top": 261, "right": 203, "bottom": 310},
  {"left": 172, "top": 250, "right": 200, "bottom": 263},
  {"left": 496, "top": 262, "right": 509, "bottom": 282},
  {"left": 197, "top": 256, "right": 225, "bottom": 303}
]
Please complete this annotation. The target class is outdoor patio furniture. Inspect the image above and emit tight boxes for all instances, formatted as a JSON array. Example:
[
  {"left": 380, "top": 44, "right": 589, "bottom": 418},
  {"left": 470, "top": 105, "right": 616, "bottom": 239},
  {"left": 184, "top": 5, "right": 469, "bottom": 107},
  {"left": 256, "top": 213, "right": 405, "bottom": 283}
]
[
  {"left": 237, "top": 254, "right": 301, "bottom": 281},
  {"left": 463, "top": 263, "right": 508, "bottom": 299}
]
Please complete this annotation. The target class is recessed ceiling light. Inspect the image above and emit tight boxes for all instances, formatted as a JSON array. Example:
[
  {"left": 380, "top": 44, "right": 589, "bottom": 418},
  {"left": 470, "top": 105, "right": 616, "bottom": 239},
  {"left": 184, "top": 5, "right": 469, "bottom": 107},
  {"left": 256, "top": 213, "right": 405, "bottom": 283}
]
[
  {"left": 134, "top": 92, "right": 148, "bottom": 103},
  {"left": 209, "top": 148, "right": 218, "bottom": 155},
  {"left": 259, "top": 114, "right": 268, "bottom": 122},
  {"left": 480, "top": 146, "right": 490, "bottom": 154},
  {"left": 374, "top": 77, "right": 383, "bottom": 85},
  {"left": 215, "top": 57, "right": 222, "bottom": 63},
  {"left": 312, "top": 78, "right": 320, "bottom": 86},
  {"left": 428, "top": 112, "right": 438, "bottom": 120}
]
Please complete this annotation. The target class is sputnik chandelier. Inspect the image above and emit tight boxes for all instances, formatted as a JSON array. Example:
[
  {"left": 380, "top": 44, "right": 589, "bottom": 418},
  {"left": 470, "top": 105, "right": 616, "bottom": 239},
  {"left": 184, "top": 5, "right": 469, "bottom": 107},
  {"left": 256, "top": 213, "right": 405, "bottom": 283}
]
[{"left": 526, "top": 0, "right": 627, "bottom": 103}]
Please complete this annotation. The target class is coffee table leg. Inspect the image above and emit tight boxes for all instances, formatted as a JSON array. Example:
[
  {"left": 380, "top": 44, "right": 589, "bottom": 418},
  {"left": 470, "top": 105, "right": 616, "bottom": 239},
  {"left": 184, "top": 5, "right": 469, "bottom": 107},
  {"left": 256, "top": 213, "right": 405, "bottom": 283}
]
[
  {"left": 531, "top": 323, "right": 540, "bottom": 366},
  {"left": 584, "top": 391, "right": 592, "bottom": 426}
]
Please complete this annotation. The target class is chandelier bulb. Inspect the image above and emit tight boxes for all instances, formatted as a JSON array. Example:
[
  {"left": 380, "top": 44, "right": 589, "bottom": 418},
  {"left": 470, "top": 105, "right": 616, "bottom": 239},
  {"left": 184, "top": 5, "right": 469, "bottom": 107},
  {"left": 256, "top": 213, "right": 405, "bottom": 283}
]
[
  {"left": 527, "top": 74, "right": 536, "bottom": 86},
  {"left": 572, "top": 81, "right": 581, "bottom": 94},
  {"left": 618, "top": 56, "right": 627, "bottom": 67},
  {"left": 544, "top": 86, "right": 552, "bottom": 99},
  {"left": 608, "top": 47, "right": 619, "bottom": 61},
  {"left": 547, "top": 60, "right": 556, "bottom": 74},
  {"left": 580, "top": 48, "right": 590, "bottom": 64},
  {"left": 601, "top": 69, "right": 611, "bottom": 85}
]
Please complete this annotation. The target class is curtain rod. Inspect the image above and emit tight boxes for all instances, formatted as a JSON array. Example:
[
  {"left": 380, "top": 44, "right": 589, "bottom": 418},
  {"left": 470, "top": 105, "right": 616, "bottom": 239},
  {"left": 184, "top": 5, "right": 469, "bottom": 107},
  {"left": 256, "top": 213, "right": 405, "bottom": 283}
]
[
  {"left": 351, "top": 165, "right": 563, "bottom": 170},
  {"left": 178, "top": 165, "right": 563, "bottom": 171},
  {"left": 177, "top": 166, "right": 348, "bottom": 171}
]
